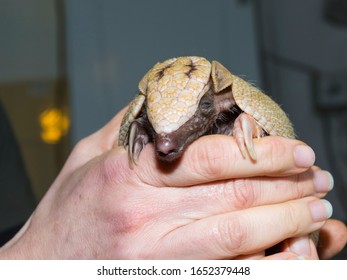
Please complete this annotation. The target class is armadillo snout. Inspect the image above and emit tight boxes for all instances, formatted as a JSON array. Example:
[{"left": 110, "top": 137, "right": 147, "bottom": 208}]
[{"left": 155, "top": 136, "right": 181, "bottom": 162}]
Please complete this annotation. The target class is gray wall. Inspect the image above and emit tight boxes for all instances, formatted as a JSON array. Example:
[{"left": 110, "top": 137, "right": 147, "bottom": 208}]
[
  {"left": 258, "top": 0, "right": 347, "bottom": 222},
  {"left": 65, "top": 0, "right": 259, "bottom": 141},
  {"left": 0, "top": 0, "right": 57, "bottom": 82}
]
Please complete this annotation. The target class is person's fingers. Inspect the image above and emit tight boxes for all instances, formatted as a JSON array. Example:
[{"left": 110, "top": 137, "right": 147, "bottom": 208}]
[
  {"left": 132, "top": 135, "right": 316, "bottom": 187},
  {"left": 81, "top": 148, "right": 331, "bottom": 222},
  {"left": 164, "top": 167, "right": 333, "bottom": 219},
  {"left": 282, "top": 235, "right": 319, "bottom": 259},
  {"left": 233, "top": 252, "right": 265, "bottom": 260},
  {"left": 238, "top": 236, "right": 320, "bottom": 260},
  {"left": 317, "top": 219, "right": 347, "bottom": 259},
  {"left": 238, "top": 250, "right": 316, "bottom": 260},
  {"left": 262, "top": 252, "right": 308, "bottom": 260},
  {"left": 158, "top": 197, "right": 332, "bottom": 259}
]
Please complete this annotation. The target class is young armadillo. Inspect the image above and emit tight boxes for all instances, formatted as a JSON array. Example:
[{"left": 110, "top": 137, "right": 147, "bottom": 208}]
[
  {"left": 118, "top": 56, "right": 320, "bottom": 248},
  {"left": 119, "top": 56, "right": 294, "bottom": 166}
]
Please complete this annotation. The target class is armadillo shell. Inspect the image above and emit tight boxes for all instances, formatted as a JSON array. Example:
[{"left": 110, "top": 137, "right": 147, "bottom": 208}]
[{"left": 232, "top": 75, "right": 295, "bottom": 139}]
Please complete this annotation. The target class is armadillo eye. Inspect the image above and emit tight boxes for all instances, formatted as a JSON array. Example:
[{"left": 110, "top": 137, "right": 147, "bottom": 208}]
[{"left": 199, "top": 96, "right": 212, "bottom": 112}]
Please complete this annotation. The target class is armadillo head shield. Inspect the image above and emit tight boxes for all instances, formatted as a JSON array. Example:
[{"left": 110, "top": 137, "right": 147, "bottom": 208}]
[{"left": 139, "top": 57, "right": 212, "bottom": 135}]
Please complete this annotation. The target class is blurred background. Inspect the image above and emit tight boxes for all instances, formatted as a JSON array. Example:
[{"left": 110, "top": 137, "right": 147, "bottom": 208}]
[{"left": 0, "top": 0, "right": 346, "bottom": 258}]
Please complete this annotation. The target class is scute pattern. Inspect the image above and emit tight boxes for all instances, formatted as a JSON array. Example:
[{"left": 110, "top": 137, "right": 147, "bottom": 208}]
[
  {"left": 231, "top": 75, "right": 295, "bottom": 138},
  {"left": 144, "top": 56, "right": 211, "bottom": 134}
]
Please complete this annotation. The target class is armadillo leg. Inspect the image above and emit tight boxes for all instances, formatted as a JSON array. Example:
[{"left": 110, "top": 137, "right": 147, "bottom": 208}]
[
  {"left": 233, "top": 113, "right": 265, "bottom": 160},
  {"left": 128, "top": 119, "right": 150, "bottom": 168}
]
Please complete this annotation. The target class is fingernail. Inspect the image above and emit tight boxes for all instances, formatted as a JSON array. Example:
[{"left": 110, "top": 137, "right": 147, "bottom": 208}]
[
  {"left": 289, "top": 236, "right": 311, "bottom": 258},
  {"left": 294, "top": 145, "right": 315, "bottom": 168},
  {"left": 309, "top": 199, "right": 333, "bottom": 222},
  {"left": 314, "top": 170, "right": 334, "bottom": 193}
]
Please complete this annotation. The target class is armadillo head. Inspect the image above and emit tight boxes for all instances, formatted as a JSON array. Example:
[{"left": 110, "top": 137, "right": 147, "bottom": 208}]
[
  {"left": 138, "top": 56, "right": 229, "bottom": 162},
  {"left": 140, "top": 56, "right": 212, "bottom": 134}
]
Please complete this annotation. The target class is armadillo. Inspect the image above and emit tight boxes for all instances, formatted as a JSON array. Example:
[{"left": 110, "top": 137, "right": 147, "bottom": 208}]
[
  {"left": 118, "top": 56, "right": 319, "bottom": 248},
  {"left": 119, "top": 56, "right": 294, "bottom": 166}
]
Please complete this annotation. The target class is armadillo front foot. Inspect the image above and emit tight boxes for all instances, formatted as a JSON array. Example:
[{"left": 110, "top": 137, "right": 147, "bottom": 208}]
[
  {"left": 128, "top": 120, "right": 150, "bottom": 168},
  {"left": 232, "top": 113, "right": 265, "bottom": 160}
]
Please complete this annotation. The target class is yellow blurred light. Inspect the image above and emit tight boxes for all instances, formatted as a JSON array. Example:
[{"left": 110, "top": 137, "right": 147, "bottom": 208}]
[
  {"left": 40, "top": 127, "right": 62, "bottom": 144},
  {"left": 39, "top": 108, "right": 70, "bottom": 144}
]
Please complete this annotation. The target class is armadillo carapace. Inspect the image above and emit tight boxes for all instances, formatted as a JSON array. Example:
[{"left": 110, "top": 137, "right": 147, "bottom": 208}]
[{"left": 119, "top": 56, "right": 294, "bottom": 166}]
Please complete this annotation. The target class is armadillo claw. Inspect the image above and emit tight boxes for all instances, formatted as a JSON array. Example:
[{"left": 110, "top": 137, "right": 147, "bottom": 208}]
[
  {"left": 242, "top": 118, "right": 257, "bottom": 161},
  {"left": 128, "top": 120, "right": 150, "bottom": 168},
  {"left": 233, "top": 113, "right": 265, "bottom": 161}
]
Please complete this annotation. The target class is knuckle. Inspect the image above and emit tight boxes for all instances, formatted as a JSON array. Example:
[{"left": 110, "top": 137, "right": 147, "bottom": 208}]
[
  {"left": 73, "top": 137, "right": 93, "bottom": 154},
  {"left": 215, "top": 216, "right": 248, "bottom": 254},
  {"left": 190, "top": 138, "right": 225, "bottom": 179},
  {"left": 292, "top": 174, "right": 306, "bottom": 198},
  {"left": 229, "top": 179, "right": 256, "bottom": 209},
  {"left": 260, "top": 138, "right": 289, "bottom": 174},
  {"left": 109, "top": 204, "right": 149, "bottom": 236},
  {"left": 99, "top": 151, "right": 130, "bottom": 186},
  {"left": 282, "top": 202, "right": 301, "bottom": 236},
  {"left": 100, "top": 154, "right": 118, "bottom": 185}
]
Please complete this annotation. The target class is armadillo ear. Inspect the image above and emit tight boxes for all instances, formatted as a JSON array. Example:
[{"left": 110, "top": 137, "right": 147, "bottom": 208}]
[{"left": 211, "top": 61, "right": 233, "bottom": 93}]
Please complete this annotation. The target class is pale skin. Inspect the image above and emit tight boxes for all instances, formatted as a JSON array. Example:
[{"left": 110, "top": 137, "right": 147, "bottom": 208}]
[{"left": 0, "top": 108, "right": 346, "bottom": 259}]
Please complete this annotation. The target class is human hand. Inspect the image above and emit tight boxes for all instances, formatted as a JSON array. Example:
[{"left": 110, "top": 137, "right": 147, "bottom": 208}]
[
  {"left": 317, "top": 219, "right": 347, "bottom": 259},
  {"left": 0, "top": 108, "right": 336, "bottom": 259}
]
